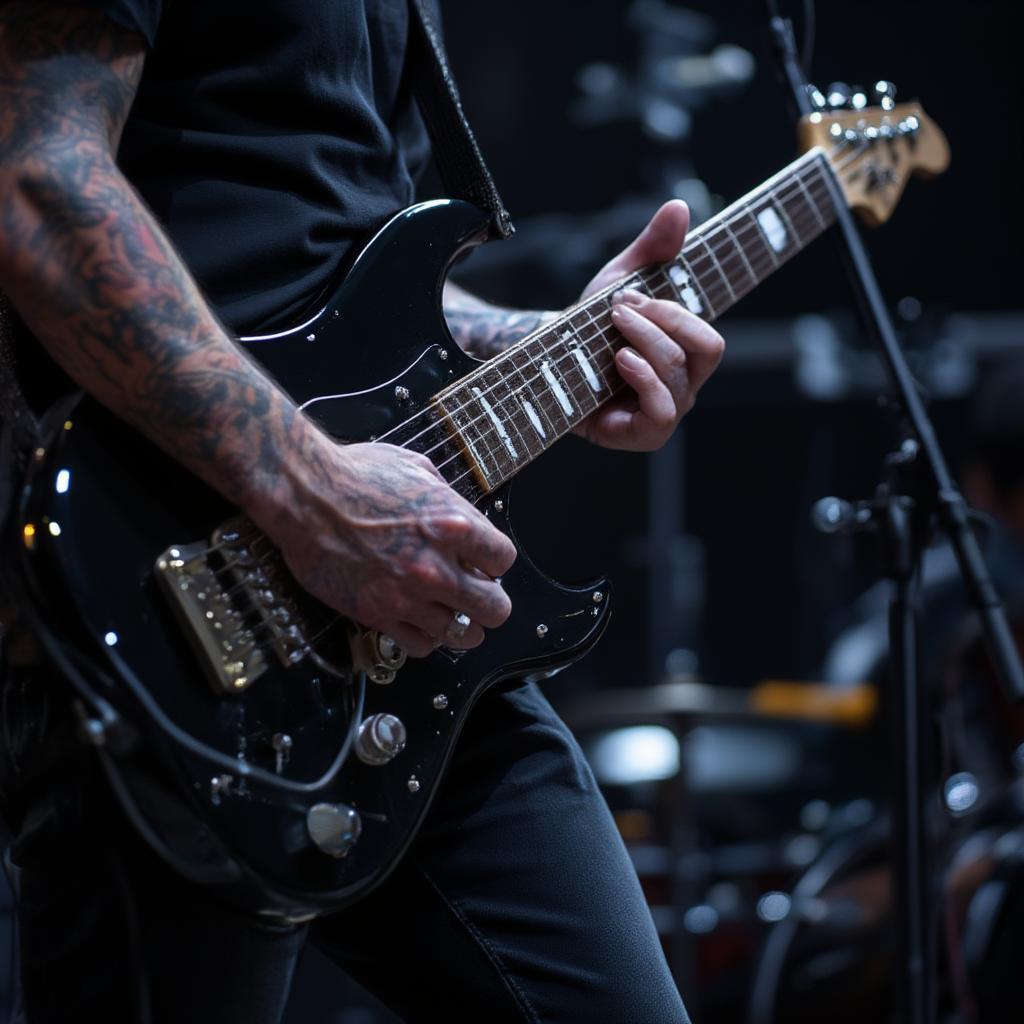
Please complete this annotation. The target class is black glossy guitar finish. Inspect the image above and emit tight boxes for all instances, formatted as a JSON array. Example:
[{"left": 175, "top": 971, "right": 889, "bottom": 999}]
[{"left": 15, "top": 200, "right": 610, "bottom": 918}]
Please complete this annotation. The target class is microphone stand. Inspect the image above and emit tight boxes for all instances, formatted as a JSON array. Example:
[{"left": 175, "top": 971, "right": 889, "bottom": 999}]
[{"left": 761, "top": 6, "right": 1024, "bottom": 1024}]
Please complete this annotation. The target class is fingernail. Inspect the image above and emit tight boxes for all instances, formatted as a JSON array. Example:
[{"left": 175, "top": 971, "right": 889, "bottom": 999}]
[
  {"left": 619, "top": 347, "right": 643, "bottom": 368},
  {"left": 612, "top": 288, "right": 645, "bottom": 307},
  {"left": 611, "top": 303, "right": 638, "bottom": 321}
]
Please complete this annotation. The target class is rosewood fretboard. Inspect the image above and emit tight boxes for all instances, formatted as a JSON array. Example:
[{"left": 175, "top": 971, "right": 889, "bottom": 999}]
[{"left": 393, "top": 148, "right": 838, "bottom": 499}]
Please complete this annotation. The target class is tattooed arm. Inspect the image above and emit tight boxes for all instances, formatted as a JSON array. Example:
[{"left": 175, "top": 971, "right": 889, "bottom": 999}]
[
  {"left": 0, "top": 4, "right": 514, "bottom": 656},
  {"left": 443, "top": 281, "right": 556, "bottom": 360}
]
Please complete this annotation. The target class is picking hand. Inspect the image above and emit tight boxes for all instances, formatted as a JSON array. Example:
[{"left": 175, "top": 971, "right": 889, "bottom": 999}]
[{"left": 259, "top": 440, "right": 516, "bottom": 659}]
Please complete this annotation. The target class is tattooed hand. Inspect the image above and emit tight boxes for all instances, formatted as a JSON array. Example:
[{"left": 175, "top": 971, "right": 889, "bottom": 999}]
[
  {"left": 0, "top": 6, "right": 514, "bottom": 659},
  {"left": 574, "top": 201, "right": 725, "bottom": 451},
  {"left": 255, "top": 439, "right": 516, "bottom": 659}
]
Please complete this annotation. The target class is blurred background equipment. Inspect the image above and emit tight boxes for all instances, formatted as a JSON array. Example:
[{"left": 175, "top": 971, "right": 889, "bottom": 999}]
[{"left": 6, "top": 0, "right": 1024, "bottom": 1021}]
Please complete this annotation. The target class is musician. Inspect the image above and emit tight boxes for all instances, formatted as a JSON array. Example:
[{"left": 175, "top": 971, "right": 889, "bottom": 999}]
[{"left": 0, "top": 2, "right": 723, "bottom": 1021}]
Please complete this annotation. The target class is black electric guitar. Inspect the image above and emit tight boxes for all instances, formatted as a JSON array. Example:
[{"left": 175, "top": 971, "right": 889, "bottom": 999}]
[{"left": 13, "top": 103, "right": 948, "bottom": 918}]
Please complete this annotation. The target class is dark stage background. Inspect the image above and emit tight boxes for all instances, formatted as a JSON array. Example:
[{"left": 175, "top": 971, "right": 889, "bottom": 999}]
[
  {"left": 3, "top": 1, "right": 1024, "bottom": 1021},
  {"left": 437, "top": 0, "right": 1024, "bottom": 696}
]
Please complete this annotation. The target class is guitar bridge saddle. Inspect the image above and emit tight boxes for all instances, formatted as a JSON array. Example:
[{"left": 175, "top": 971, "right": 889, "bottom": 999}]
[{"left": 156, "top": 539, "right": 268, "bottom": 695}]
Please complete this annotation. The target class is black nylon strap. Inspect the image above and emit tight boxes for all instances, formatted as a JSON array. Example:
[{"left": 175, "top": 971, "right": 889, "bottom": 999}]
[{"left": 406, "top": 0, "right": 514, "bottom": 239}]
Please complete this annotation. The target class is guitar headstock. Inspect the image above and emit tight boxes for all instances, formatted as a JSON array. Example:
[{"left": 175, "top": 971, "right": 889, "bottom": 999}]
[{"left": 798, "top": 83, "right": 950, "bottom": 227}]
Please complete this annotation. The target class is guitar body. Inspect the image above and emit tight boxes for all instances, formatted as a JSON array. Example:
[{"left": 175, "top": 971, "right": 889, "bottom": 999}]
[
  {"left": 12, "top": 99, "right": 949, "bottom": 917},
  {"left": 14, "top": 199, "right": 611, "bottom": 919}
]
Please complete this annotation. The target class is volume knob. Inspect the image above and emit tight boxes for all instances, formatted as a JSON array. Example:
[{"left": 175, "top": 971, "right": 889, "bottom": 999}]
[{"left": 355, "top": 713, "right": 408, "bottom": 766}]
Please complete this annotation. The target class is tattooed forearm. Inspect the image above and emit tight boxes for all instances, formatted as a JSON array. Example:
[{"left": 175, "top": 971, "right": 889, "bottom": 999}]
[
  {"left": 443, "top": 281, "right": 556, "bottom": 361},
  {"left": 0, "top": 4, "right": 324, "bottom": 516}
]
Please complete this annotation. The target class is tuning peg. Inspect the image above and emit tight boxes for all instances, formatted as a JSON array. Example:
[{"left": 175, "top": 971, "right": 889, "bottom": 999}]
[
  {"left": 826, "top": 82, "right": 851, "bottom": 109},
  {"left": 806, "top": 84, "right": 828, "bottom": 111},
  {"left": 850, "top": 86, "right": 868, "bottom": 111},
  {"left": 874, "top": 80, "right": 897, "bottom": 111}
]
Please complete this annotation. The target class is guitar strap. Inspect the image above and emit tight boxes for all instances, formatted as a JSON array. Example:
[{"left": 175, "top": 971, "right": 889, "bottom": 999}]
[
  {"left": 406, "top": 0, "right": 515, "bottom": 240},
  {"left": 0, "top": 2, "right": 513, "bottom": 534}
]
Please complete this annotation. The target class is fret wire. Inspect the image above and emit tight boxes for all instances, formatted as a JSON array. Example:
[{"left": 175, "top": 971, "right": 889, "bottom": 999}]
[
  {"left": 456, "top": 405, "right": 502, "bottom": 486},
  {"left": 683, "top": 255, "right": 717, "bottom": 320},
  {"left": 696, "top": 236, "right": 736, "bottom": 304},
  {"left": 502, "top": 352, "right": 548, "bottom": 461},
  {"left": 520, "top": 348, "right": 561, "bottom": 440},
  {"left": 509, "top": 338, "right": 565, "bottom": 449},
  {"left": 683, "top": 172, "right": 835, "bottom": 315},
  {"left": 578, "top": 304, "right": 620, "bottom": 388},
  {"left": 427, "top": 157, "right": 842, "bottom": 481},
  {"left": 530, "top": 322, "right": 578, "bottom": 434},
  {"left": 767, "top": 188, "right": 805, "bottom": 248},
  {"left": 481, "top": 365, "right": 533, "bottom": 464},
  {"left": 687, "top": 164, "right": 832, "bottom": 263},
  {"left": 449, "top": 163, "right": 837, "bottom": 459},
  {"left": 742, "top": 203, "right": 780, "bottom": 270},
  {"left": 693, "top": 200, "right": 822, "bottom": 307},
  {"left": 686, "top": 174, "right": 829, "bottom": 271},
  {"left": 793, "top": 169, "right": 828, "bottom": 228},
  {"left": 377, "top": 150, "right": 845, "bottom": 477},
  {"left": 720, "top": 218, "right": 758, "bottom": 292},
  {"left": 555, "top": 318, "right": 602, "bottom": 417}
]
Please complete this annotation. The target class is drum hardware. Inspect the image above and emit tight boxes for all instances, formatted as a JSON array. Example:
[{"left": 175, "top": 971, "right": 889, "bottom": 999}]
[{"left": 763, "top": 6, "right": 1024, "bottom": 1021}]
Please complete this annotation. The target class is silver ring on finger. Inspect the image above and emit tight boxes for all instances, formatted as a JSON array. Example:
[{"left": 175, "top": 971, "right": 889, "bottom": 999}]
[{"left": 445, "top": 610, "right": 472, "bottom": 642}]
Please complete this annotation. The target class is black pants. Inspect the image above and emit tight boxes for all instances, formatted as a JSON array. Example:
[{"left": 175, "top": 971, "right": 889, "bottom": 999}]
[{"left": 1, "top": 656, "right": 690, "bottom": 1023}]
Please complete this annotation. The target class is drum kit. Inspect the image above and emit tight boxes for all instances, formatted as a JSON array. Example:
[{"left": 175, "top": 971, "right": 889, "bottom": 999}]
[{"left": 557, "top": 618, "right": 1024, "bottom": 1023}]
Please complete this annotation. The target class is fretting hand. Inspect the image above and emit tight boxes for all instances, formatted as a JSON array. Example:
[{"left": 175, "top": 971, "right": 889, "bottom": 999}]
[{"left": 574, "top": 200, "right": 725, "bottom": 451}]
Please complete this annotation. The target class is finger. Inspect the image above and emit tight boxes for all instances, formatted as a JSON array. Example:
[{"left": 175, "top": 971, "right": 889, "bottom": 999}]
[
  {"left": 457, "top": 518, "right": 518, "bottom": 578},
  {"left": 418, "top": 603, "right": 486, "bottom": 650},
  {"left": 577, "top": 401, "right": 640, "bottom": 449},
  {"left": 614, "top": 346, "right": 676, "bottom": 435},
  {"left": 611, "top": 301, "right": 688, "bottom": 398},
  {"left": 386, "top": 622, "right": 436, "bottom": 660},
  {"left": 613, "top": 291, "right": 725, "bottom": 392},
  {"left": 601, "top": 200, "right": 690, "bottom": 279},
  {"left": 441, "top": 569, "right": 511, "bottom": 629}
]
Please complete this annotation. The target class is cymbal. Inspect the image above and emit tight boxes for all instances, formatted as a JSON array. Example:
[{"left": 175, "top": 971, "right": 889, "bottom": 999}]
[{"left": 558, "top": 678, "right": 877, "bottom": 732}]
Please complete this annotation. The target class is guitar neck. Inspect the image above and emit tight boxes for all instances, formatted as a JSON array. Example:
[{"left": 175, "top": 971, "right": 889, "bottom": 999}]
[{"left": 432, "top": 148, "right": 839, "bottom": 494}]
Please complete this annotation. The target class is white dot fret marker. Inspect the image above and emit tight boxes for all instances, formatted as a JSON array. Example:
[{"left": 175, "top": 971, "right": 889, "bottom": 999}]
[
  {"left": 756, "top": 206, "right": 788, "bottom": 253},
  {"left": 472, "top": 386, "right": 518, "bottom": 460},
  {"left": 668, "top": 264, "right": 704, "bottom": 315},
  {"left": 541, "top": 360, "right": 574, "bottom": 416},
  {"left": 522, "top": 399, "right": 546, "bottom": 439},
  {"left": 571, "top": 346, "right": 603, "bottom": 392}
]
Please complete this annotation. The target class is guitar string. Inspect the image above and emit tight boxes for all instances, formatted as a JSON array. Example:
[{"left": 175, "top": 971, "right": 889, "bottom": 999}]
[
  {"left": 377, "top": 164, "right": 835, "bottom": 472},
  {"left": 371, "top": 153, "right": 832, "bottom": 454},
  {"left": 423, "top": 196, "right": 830, "bottom": 492},
  {"left": 419, "top": 184, "right": 833, "bottom": 483},
  {"left": 327, "top": 133, "right": 879, "bottom": 469},
  {"left": 395, "top": 135, "right": 886, "bottom": 476},
  {"left": 199, "top": 138, "right": 876, "bottom": 655},
  {"left": 425, "top": 139, "right": 897, "bottom": 491}
]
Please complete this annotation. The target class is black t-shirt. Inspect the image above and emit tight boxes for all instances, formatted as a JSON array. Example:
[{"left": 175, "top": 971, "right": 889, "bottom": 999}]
[{"left": 102, "top": 0, "right": 432, "bottom": 334}]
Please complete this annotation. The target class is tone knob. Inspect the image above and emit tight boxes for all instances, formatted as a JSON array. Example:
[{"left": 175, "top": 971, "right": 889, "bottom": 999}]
[
  {"left": 355, "top": 713, "right": 408, "bottom": 766},
  {"left": 374, "top": 633, "right": 407, "bottom": 671},
  {"left": 306, "top": 802, "right": 362, "bottom": 858}
]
